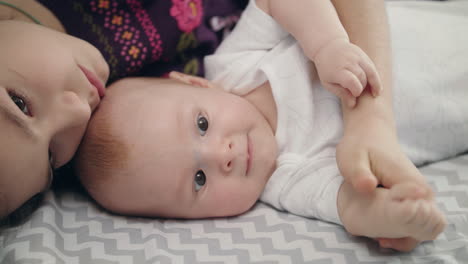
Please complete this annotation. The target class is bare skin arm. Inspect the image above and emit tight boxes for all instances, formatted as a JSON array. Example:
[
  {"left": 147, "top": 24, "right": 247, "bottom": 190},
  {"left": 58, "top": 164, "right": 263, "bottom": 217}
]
[
  {"left": 0, "top": 0, "right": 64, "bottom": 31},
  {"left": 256, "top": 0, "right": 382, "bottom": 107},
  {"left": 257, "top": 0, "right": 348, "bottom": 57},
  {"left": 332, "top": 0, "right": 435, "bottom": 251},
  {"left": 257, "top": 0, "right": 437, "bottom": 251}
]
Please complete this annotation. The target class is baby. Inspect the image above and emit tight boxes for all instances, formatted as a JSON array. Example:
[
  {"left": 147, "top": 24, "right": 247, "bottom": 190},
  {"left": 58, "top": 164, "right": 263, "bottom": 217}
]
[{"left": 75, "top": 0, "right": 457, "bottom": 244}]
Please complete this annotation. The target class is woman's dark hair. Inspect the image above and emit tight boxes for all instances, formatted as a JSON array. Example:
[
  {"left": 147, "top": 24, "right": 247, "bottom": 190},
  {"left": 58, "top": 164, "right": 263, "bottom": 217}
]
[
  {"left": 0, "top": 163, "right": 86, "bottom": 228},
  {"left": 0, "top": 192, "right": 45, "bottom": 227}
]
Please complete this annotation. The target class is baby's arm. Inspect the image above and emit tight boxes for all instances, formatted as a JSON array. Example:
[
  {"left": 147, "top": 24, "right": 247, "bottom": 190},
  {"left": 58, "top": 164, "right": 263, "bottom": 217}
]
[
  {"left": 337, "top": 181, "right": 446, "bottom": 241},
  {"left": 256, "top": 0, "right": 382, "bottom": 107}
]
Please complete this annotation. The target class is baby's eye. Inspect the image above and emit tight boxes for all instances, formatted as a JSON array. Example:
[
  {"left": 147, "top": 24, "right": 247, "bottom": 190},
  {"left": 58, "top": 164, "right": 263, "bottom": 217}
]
[
  {"left": 9, "top": 92, "right": 31, "bottom": 116},
  {"left": 194, "top": 170, "right": 206, "bottom": 191},
  {"left": 197, "top": 114, "right": 209, "bottom": 136}
]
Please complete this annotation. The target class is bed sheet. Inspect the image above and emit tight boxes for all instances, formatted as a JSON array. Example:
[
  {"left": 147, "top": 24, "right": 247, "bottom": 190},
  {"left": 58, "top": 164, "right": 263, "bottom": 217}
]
[{"left": 1, "top": 153, "right": 467, "bottom": 264}]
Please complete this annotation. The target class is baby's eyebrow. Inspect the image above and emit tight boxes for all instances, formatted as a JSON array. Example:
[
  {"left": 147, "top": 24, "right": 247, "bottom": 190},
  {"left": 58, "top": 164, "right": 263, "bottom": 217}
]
[
  {"left": 170, "top": 100, "right": 207, "bottom": 203},
  {"left": 168, "top": 162, "right": 197, "bottom": 208},
  {"left": 169, "top": 106, "right": 194, "bottom": 199},
  {"left": 175, "top": 107, "right": 184, "bottom": 139}
]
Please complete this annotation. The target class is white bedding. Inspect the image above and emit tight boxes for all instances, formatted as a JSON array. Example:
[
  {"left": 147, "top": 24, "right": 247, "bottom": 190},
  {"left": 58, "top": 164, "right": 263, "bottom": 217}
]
[{"left": 387, "top": 0, "right": 468, "bottom": 164}]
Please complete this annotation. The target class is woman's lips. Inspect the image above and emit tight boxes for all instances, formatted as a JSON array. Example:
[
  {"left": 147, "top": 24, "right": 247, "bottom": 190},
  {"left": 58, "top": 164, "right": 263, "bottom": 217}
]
[{"left": 79, "top": 65, "right": 106, "bottom": 98}]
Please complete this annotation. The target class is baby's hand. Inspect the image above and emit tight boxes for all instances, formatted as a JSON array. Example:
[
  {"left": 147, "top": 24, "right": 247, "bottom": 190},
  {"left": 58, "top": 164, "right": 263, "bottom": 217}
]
[
  {"left": 377, "top": 237, "right": 421, "bottom": 252},
  {"left": 383, "top": 183, "right": 446, "bottom": 242},
  {"left": 313, "top": 39, "right": 382, "bottom": 107},
  {"left": 374, "top": 183, "right": 446, "bottom": 251}
]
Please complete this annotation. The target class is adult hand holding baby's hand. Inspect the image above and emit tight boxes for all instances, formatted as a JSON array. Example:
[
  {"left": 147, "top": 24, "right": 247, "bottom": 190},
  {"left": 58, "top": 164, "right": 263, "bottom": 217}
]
[
  {"left": 336, "top": 116, "right": 431, "bottom": 196},
  {"left": 313, "top": 39, "right": 382, "bottom": 108},
  {"left": 336, "top": 116, "right": 437, "bottom": 252}
]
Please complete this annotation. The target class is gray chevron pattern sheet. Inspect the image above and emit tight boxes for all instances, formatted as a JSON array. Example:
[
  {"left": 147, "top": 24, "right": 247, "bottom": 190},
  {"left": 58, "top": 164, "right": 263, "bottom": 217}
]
[{"left": 1, "top": 154, "right": 467, "bottom": 264}]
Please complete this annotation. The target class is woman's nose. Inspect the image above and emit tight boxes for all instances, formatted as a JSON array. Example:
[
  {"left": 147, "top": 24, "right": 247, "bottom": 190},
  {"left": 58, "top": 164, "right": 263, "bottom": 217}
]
[{"left": 48, "top": 91, "right": 92, "bottom": 168}]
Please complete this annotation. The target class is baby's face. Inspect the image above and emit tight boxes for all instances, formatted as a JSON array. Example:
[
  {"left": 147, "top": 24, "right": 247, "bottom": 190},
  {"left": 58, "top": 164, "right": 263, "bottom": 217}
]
[{"left": 98, "top": 78, "right": 278, "bottom": 218}]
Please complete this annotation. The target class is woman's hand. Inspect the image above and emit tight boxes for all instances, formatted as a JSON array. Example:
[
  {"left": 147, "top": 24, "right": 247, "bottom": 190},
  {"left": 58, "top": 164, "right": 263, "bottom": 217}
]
[
  {"left": 336, "top": 116, "right": 431, "bottom": 196},
  {"left": 336, "top": 116, "right": 434, "bottom": 251}
]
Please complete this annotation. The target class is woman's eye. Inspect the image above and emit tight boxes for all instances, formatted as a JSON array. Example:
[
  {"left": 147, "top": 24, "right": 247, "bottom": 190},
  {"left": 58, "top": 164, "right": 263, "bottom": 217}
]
[
  {"left": 9, "top": 93, "right": 30, "bottom": 116},
  {"left": 197, "top": 115, "right": 209, "bottom": 136},
  {"left": 194, "top": 170, "right": 206, "bottom": 191}
]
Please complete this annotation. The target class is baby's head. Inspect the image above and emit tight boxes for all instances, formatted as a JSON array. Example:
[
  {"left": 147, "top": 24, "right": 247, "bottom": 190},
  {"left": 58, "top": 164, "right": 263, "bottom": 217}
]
[{"left": 75, "top": 73, "right": 277, "bottom": 219}]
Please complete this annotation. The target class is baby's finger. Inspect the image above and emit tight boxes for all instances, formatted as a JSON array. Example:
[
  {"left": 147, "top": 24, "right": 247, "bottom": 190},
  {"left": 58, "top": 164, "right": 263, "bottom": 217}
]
[
  {"left": 338, "top": 70, "right": 363, "bottom": 97},
  {"left": 359, "top": 60, "right": 382, "bottom": 97},
  {"left": 347, "top": 64, "right": 367, "bottom": 90},
  {"left": 389, "top": 183, "right": 427, "bottom": 201},
  {"left": 377, "top": 237, "right": 420, "bottom": 252},
  {"left": 326, "top": 83, "right": 356, "bottom": 108},
  {"left": 419, "top": 206, "right": 446, "bottom": 240}
]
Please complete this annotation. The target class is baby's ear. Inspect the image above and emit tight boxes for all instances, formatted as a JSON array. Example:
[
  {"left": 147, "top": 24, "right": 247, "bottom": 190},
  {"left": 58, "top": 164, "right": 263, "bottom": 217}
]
[{"left": 168, "top": 71, "right": 215, "bottom": 89}]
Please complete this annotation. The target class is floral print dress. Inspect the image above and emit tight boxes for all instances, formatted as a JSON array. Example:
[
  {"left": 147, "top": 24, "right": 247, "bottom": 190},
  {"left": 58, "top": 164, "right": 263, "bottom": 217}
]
[{"left": 37, "top": 0, "right": 246, "bottom": 83}]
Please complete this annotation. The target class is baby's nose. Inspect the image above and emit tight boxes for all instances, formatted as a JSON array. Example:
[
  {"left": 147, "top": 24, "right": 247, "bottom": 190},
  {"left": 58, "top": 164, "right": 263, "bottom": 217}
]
[
  {"left": 205, "top": 138, "right": 235, "bottom": 174},
  {"left": 218, "top": 141, "right": 234, "bottom": 173}
]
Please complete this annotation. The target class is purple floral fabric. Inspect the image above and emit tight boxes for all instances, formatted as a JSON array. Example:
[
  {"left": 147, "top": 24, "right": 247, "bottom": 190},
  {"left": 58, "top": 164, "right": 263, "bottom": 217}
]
[{"left": 37, "top": 0, "right": 246, "bottom": 83}]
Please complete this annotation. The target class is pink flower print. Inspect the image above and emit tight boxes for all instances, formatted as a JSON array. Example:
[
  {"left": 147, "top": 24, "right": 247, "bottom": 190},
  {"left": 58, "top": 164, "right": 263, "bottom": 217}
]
[
  {"left": 170, "top": 0, "right": 203, "bottom": 33},
  {"left": 104, "top": 10, "right": 130, "bottom": 31},
  {"left": 121, "top": 31, "right": 133, "bottom": 40},
  {"left": 126, "top": 0, "right": 163, "bottom": 60},
  {"left": 129, "top": 46, "right": 140, "bottom": 59},
  {"left": 90, "top": 0, "right": 117, "bottom": 15},
  {"left": 112, "top": 15, "right": 123, "bottom": 26},
  {"left": 115, "top": 26, "right": 140, "bottom": 46},
  {"left": 98, "top": 0, "right": 109, "bottom": 9}
]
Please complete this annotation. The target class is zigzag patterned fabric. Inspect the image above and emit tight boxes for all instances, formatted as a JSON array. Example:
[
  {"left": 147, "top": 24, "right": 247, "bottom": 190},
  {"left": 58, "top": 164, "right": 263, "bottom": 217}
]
[{"left": 1, "top": 154, "right": 467, "bottom": 263}]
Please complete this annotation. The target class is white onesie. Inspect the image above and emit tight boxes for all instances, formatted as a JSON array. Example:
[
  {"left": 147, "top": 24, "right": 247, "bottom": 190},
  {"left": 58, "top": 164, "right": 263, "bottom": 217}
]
[{"left": 205, "top": 0, "right": 468, "bottom": 225}]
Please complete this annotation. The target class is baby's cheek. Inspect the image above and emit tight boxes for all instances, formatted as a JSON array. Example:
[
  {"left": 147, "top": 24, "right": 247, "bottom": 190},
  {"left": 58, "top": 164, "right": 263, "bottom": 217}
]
[
  {"left": 233, "top": 185, "right": 262, "bottom": 214},
  {"left": 209, "top": 184, "right": 258, "bottom": 216}
]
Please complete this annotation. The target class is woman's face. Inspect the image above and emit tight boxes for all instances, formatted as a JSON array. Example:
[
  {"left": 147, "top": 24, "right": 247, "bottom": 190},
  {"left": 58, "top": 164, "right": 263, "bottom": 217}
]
[{"left": 0, "top": 21, "right": 109, "bottom": 218}]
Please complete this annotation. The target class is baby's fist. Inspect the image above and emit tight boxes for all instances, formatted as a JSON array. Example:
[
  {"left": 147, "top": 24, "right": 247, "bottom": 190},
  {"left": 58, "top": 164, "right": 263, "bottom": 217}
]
[{"left": 313, "top": 39, "right": 382, "bottom": 107}]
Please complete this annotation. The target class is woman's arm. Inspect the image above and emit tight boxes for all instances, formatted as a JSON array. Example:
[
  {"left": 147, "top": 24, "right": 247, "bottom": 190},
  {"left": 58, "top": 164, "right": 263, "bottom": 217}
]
[
  {"left": 332, "top": 0, "right": 433, "bottom": 251},
  {"left": 332, "top": 0, "right": 396, "bottom": 191}
]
